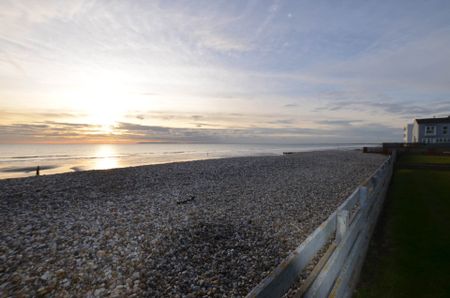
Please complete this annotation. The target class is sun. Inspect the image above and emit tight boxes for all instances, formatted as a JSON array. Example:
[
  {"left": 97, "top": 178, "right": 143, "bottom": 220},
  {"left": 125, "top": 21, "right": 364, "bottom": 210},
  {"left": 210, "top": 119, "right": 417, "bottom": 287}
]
[
  {"left": 70, "top": 75, "right": 130, "bottom": 132},
  {"left": 88, "top": 99, "right": 122, "bottom": 133},
  {"left": 60, "top": 70, "right": 147, "bottom": 136},
  {"left": 87, "top": 86, "right": 124, "bottom": 127}
]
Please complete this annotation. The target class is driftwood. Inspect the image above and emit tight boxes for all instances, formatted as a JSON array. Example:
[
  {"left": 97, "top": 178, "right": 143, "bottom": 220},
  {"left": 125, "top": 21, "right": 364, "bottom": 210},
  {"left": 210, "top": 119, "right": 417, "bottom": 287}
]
[{"left": 176, "top": 196, "right": 196, "bottom": 205}]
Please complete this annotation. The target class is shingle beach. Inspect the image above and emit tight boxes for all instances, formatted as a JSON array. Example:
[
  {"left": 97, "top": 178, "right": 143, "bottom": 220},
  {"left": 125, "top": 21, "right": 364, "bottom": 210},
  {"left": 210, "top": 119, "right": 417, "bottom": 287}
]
[{"left": 0, "top": 150, "right": 386, "bottom": 297}]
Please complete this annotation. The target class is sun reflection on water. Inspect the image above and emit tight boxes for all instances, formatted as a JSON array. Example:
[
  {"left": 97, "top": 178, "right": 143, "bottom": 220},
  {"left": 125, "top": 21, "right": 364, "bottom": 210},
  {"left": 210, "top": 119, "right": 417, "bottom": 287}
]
[{"left": 95, "top": 145, "right": 119, "bottom": 170}]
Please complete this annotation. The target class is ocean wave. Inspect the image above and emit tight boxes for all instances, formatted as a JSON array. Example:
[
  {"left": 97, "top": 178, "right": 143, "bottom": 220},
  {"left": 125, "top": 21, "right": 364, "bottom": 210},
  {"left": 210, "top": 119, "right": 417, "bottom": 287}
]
[
  {"left": 0, "top": 165, "right": 59, "bottom": 173},
  {"left": 0, "top": 154, "right": 128, "bottom": 163},
  {"left": 9, "top": 154, "right": 71, "bottom": 159},
  {"left": 70, "top": 166, "right": 85, "bottom": 172}
]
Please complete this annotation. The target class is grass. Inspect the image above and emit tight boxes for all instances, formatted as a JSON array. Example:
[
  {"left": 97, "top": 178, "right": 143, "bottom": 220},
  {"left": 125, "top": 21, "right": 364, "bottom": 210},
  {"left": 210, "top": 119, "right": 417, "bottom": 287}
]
[
  {"left": 399, "top": 154, "right": 450, "bottom": 164},
  {"left": 354, "top": 165, "right": 450, "bottom": 298}
]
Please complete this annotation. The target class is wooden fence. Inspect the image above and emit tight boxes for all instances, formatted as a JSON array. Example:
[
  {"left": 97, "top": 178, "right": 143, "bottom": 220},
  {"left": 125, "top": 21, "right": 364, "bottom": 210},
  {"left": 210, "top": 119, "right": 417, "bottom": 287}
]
[{"left": 247, "top": 152, "right": 396, "bottom": 298}]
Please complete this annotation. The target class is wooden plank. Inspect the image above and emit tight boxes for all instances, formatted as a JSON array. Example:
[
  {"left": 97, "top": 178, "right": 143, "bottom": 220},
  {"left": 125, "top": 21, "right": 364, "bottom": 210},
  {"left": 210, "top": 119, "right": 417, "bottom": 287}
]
[
  {"left": 329, "top": 230, "right": 366, "bottom": 298},
  {"left": 294, "top": 242, "right": 337, "bottom": 298},
  {"left": 304, "top": 162, "right": 391, "bottom": 297},
  {"left": 338, "top": 188, "right": 360, "bottom": 212},
  {"left": 330, "top": 164, "right": 392, "bottom": 298},
  {"left": 336, "top": 210, "right": 349, "bottom": 243},
  {"left": 246, "top": 212, "right": 337, "bottom": 298},
  {"left": 304, "top": 212, "right": 365, "bottom": 298}
]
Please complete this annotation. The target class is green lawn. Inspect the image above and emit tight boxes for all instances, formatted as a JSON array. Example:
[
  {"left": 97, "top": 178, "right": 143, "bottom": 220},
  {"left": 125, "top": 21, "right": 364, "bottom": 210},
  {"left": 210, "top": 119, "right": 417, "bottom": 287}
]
[
  {"left": 399, "top": 154, "right": 450, "bottom": 164},
  {"left": 354, "top": 167, "right": 450, "bottom": 298}
]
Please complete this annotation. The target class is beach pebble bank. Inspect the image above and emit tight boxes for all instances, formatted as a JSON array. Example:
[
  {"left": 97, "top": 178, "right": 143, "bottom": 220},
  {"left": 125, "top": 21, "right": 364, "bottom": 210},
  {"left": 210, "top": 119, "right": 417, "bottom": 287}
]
[{"left": 0, "top": 150, "right": 386, "bottom": 297}]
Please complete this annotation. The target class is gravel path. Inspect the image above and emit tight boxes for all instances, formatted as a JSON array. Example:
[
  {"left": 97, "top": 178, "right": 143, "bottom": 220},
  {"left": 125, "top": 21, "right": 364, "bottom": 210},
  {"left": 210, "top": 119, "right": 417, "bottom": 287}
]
[{"left": 0, "top": 150, "right": 386, "bottom": 297}]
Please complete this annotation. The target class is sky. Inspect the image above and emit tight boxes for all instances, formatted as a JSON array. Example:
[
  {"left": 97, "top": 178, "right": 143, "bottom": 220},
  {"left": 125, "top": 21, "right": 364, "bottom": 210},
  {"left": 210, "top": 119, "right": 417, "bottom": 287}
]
[{"left": 1, "top": 0, "right": 450, "bottom": 144}]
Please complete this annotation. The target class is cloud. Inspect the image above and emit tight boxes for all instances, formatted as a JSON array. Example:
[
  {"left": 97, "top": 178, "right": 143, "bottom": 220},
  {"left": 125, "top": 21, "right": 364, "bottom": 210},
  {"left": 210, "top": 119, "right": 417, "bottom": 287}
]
[
  {"left": 315, "top": 99, "right": 450, "bottom": 118},
  {"left": 43, "top": 121, "right": 94, "bottom": 128},
  {"left": 0, "top": 110, "right": 85, "bottom": 122},
  {"left": 0, "top": 121, "right": 104, "bottom": 143},
  {"left": 194, "top": 30, "right": 252, "bottom": 52},
  {"left": 317, "top": 120, "right": 363, "bottom": 126},
  {"left": 334, "top": 30, "right": 450, "bottom": 93},
  {"left": 267, "top": 119, "right": 295, "bottom": 125},
  {"left": 115, "top": 122, "right": 170, "bottom": 133},
  {"left": 140, "top": 92, "right": 159, "bottom": 97},
  {"left": 1, "top": 1, "right": 449, "bottom": 143},
  {"left": 125, "top": 111, "right": 305, "bottom": 129},
  {"left": 0, "top": 119, "right": 401, "bottom": 144}
]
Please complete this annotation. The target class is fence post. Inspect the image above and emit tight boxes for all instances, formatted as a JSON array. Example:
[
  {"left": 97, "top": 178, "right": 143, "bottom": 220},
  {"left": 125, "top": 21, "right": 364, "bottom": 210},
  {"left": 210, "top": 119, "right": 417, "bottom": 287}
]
[
  {"left": 371, "top": 175, "right": 378, "bottom": 188},
  {"left": 359, "top": 186, "right": 368, "bottom": 206},
  {"left": 359, "top": 186, "right": 368, "bottom": 219},
  {"left": 336, "top": 210, "right": 349, "bottom": 243}
]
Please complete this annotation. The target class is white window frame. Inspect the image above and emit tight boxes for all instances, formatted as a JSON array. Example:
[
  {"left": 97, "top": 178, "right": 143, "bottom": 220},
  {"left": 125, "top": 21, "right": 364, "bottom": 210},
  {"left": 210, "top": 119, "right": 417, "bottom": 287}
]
[{"left": 424, "top": 125, "right": 436, "bottom": 136}]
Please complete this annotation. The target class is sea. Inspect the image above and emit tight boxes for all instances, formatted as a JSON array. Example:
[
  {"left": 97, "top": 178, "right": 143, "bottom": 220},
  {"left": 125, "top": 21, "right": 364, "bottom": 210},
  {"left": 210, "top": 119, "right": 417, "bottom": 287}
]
[{"left": 0, "top": 143, "right": 375, "bottom": 179}]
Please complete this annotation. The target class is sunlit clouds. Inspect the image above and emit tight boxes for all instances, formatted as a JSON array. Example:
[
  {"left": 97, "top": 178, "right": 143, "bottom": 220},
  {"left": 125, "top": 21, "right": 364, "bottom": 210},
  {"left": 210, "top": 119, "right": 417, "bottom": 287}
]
[{"left": 1, "top": 0, "right": 450, "bottom": 143}]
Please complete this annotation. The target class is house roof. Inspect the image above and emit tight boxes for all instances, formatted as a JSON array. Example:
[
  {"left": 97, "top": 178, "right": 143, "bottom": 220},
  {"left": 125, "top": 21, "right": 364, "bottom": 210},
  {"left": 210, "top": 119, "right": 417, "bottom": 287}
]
[{"left": 416, "top": 116, "right": 450, "bottom": 124}]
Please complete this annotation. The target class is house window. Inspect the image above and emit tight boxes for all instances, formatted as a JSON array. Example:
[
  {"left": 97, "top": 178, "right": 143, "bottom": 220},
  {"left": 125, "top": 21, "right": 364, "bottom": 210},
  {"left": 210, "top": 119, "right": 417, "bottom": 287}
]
[
  {"left": 443, "top": 126, "right": 448, "bottom": 135},
  {"left": 425, "top": 126, "right": 436, "bottom": 136}
]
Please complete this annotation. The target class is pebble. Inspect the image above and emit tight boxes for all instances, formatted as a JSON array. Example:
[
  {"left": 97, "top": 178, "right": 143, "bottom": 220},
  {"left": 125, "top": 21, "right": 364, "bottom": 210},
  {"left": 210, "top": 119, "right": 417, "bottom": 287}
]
[
  {"left": 40, "top": 271, "right": 51, "bottom": 281},
  {"left": 37, "top": 286, "right": 51, "bottom": 295},
  {"left": 96, "top": 250, "right": 106, "bottom": 258},
  {"left": 94, "top": 288, "right": 105, "bottom": 296},
  {"left": 0, "top": 150, "right": 385, "bottom": 296}
]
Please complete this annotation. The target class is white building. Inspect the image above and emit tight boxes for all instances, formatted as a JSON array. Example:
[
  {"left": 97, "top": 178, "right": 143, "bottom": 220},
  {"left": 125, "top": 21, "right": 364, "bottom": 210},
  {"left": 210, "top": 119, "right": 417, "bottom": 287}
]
[
  {"left": 409, "top": 116, "right": 450, "bottom": 143},
  {"left": 403, "top": 124, "right": 413, "bottom": 143}
]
